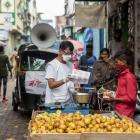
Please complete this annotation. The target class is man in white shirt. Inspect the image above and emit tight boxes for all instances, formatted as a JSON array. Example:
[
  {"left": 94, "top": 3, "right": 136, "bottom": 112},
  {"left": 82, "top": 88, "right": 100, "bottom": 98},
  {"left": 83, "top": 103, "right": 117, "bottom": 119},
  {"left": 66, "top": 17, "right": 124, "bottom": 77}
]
[{"left": 45, "top": 41, "right": 74, "bottom": 104}]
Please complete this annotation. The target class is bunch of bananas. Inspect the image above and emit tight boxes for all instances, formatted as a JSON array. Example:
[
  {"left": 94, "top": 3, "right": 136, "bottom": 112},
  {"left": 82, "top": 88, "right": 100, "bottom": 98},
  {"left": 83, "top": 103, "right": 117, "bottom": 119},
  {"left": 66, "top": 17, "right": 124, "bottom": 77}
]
[{"left": 30, "top": 111, "right": 140, "bottom": 134}]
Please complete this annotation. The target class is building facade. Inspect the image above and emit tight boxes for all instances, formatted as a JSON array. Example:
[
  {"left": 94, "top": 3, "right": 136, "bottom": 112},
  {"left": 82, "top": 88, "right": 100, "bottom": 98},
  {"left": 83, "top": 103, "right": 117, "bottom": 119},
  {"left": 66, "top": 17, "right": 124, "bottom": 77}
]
[
  {"left": 0, "top": 0, "right": 37, "bottom": 55},
  {"left": 64, "top": 0, "right": 107, "bottom": 58},
  {"left": 108, "top": 0, "right": 140, "bottom": 77}
]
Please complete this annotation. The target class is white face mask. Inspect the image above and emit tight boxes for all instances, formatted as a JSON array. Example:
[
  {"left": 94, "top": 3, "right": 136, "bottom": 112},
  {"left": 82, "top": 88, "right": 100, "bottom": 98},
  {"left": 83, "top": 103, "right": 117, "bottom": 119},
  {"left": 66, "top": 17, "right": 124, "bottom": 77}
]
[{"left": 62, "top": 55, "right": 71, "bottom": 62}]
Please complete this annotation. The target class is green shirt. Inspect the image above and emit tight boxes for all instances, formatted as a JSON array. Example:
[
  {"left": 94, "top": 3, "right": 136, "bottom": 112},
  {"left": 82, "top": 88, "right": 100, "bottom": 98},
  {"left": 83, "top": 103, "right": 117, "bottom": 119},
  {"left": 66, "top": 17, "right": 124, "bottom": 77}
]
[{"left": 0, "top": 53, "right": 11, "bottom": 76}]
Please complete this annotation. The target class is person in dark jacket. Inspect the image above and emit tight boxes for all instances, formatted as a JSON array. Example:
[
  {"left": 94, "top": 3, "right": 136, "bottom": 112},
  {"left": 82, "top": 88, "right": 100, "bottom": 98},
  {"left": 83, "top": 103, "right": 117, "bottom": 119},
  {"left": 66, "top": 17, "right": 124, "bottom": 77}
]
[
  {"left": 0, "top": 45, "right": 12, "bottom": 102},
  {"left": 92, "top": 48, "right": 116, "bottom": 90},
  {"left": 79, "top": 44, "right": 96, "bottom": 71}
]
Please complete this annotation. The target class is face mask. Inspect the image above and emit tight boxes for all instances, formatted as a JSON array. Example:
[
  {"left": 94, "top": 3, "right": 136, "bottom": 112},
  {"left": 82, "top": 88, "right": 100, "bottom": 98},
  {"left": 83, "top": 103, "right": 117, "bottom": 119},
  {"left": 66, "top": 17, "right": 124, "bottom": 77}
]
[
  {"left": 62, "top": 55, "right": 71, "bottom": 62},
  {"left": 116, "top": 64, "right": 128, "bottom": 72}
]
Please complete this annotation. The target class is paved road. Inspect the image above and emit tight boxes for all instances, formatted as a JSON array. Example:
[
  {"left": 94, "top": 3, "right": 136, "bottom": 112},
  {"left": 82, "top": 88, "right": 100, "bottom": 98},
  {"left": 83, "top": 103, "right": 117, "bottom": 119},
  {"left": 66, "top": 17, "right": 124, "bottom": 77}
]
[{"left": 0, "top": 79, "right": 30, "bottom": 140}]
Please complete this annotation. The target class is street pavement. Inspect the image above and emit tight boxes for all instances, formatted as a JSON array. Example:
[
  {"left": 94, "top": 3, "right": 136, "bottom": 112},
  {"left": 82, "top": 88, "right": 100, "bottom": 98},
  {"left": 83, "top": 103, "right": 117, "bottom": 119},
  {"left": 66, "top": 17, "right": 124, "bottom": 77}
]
[{"left": 0, "top": 79, "right": 30, "bottom": 140}]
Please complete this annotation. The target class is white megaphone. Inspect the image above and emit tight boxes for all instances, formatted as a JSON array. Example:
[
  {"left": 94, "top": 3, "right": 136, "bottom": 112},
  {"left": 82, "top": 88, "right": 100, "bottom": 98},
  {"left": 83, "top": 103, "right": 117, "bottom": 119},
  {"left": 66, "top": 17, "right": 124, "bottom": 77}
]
[{"left": 31, "top": 23, "right": 57, "bottom": 50}]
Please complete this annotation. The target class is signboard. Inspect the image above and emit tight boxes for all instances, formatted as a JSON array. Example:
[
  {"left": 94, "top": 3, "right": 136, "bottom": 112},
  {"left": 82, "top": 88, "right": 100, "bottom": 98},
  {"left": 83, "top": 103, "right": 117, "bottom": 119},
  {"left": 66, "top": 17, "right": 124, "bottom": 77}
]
[
  {"left": 1, "top": 0, "right": 15, "bottom": 13},
  {"left": 25, "top": 71, "right": 46, "bottom": 95},
  {"left": 67, "top": 0, "right": 75, "bottom": 15},
  {"left": 56, "top": 16, "right": 66, "bottom": 27},
  {"left": 64, "top": 27, "right": 73, "bottom": 38},
  {"left": 75, "top": 3, "right": 106, "bottom": 28},
  {"left": 0, "top": 13, "right": 15, "bottom": 25}
]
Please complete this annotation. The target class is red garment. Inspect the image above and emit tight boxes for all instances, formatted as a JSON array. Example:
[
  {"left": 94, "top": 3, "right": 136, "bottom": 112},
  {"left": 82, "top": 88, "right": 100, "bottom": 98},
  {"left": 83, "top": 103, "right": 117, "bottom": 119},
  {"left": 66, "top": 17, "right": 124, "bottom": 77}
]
[
  {"left": 72, "top": 53, "right": 79, "bottom": 69},
  {"left": 115, "top": 69, "right": 137, "bottom": 118}
]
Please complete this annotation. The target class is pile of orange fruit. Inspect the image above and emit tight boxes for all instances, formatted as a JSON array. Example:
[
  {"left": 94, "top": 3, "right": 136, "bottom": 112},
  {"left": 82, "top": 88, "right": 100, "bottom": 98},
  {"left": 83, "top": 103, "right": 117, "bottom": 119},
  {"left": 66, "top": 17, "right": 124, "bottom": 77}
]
[{"left": 30, "top": 111, "right": 140, "bottom": 134}]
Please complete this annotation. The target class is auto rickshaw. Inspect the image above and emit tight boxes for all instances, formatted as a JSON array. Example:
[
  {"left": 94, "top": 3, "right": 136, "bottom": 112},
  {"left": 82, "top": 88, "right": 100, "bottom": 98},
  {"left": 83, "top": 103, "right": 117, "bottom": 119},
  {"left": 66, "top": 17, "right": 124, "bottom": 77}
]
[{"left": 12, "top": 23, "right": 58, "bottom": 112}]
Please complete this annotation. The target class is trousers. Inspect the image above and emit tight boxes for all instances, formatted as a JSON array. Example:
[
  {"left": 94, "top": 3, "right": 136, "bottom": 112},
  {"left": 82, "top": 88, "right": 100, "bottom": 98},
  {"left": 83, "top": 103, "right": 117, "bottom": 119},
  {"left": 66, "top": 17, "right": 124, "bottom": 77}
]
[{"left": 0, "top": 76, "right": 8, "bottom": 97}]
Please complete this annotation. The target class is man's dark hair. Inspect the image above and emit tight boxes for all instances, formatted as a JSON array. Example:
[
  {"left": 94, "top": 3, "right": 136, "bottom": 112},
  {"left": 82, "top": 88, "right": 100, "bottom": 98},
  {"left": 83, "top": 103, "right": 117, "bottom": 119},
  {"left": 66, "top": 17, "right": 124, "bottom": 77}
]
[
  {"left": 86, "top": 44, "right": 93, "bottom": 58},
  {"left": 59, "top": 41, "right": 74, "bottom": 52},
  {"left": 114, "top": 49, "right": 134, "bottom": 66},
  {"left": 68, "top": 35, "right": 73, "bottom": 39},
  {"left": 100, "top": 48, "right": 110, "bottom": 55},
  {"left": 0, "top": 45, "right": 4, "bottom": 53}
]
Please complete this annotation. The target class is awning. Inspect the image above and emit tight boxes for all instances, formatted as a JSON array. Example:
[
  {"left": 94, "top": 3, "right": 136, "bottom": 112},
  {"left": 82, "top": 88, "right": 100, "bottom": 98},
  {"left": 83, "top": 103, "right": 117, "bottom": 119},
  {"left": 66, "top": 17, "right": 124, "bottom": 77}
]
[
  {"left": 75, "top": 3, "right": 107, "bottom": 28},
  {"left": 68, "top": 39, "right": 84, "bottom": 53}
]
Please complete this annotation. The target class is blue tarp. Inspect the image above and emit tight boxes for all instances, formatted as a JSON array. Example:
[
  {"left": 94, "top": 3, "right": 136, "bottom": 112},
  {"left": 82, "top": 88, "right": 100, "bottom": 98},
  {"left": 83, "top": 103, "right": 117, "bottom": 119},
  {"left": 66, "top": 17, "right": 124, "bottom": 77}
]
[
  {"left": 84, "top": 28, "right": 93, "bottom": 43},
  {"left": 100, "top": 29, "right": 104, "bottom": 50},
  {"left": 76, "top": 28, "right": 106, "bottom": 58},
  {"left": 92, "top": 29, "right": 100, "bottom": 59}
]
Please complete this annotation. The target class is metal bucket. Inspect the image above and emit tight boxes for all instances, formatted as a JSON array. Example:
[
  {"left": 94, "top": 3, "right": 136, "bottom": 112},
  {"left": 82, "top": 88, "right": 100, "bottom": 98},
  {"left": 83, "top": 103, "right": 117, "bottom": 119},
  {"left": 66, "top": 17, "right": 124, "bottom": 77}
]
[{"left": 73, "top": 92, "right": 91, "bottom": 104}]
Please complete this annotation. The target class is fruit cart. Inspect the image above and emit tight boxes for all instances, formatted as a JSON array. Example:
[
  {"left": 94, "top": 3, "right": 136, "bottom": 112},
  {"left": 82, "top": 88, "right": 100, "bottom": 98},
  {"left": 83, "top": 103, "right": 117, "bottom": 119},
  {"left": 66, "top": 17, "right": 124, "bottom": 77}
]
[
  {"left": 28, "top": 110, "right": 140, "bottom": 140},
  {"left": 27, "top": 65, "right": 140, "bottom": 139}
]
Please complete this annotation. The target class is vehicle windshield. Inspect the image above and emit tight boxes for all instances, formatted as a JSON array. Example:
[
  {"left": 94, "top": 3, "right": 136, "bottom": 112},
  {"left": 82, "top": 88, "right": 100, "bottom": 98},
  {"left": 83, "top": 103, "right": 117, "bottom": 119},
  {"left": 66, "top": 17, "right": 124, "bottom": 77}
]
[
  {"left": 20, "top": 51, "right": 57, "bottom": 71},
  {"left": 28, "top": 57, "right": 46, "bottom": 71},
  {"left": 21, "top": 56, "right": 46, "bottom": 71}
]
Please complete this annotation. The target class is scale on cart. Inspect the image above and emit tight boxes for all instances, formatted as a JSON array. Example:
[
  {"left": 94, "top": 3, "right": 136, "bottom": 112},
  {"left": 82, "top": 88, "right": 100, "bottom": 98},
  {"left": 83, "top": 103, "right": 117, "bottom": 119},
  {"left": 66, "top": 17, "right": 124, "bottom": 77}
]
[
  {"left": 39, "top": 69, "right": 114, "bottom": 114},
  {"left": 69, "top": 86, "right": 114, "bottom": 114},
  {"left": 42, "top": 87, "right": 95, "bottom": 115},
  {"left": 39, "top": 86, "right": 114, "bottom": 115}
]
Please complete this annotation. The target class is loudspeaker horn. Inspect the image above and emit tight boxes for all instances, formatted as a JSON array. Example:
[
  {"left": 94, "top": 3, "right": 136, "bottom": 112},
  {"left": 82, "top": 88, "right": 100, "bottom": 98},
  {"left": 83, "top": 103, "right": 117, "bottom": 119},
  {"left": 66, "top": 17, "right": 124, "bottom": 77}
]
[{"left": 31, "top": 23, "right": 57, "bottom": 50}]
